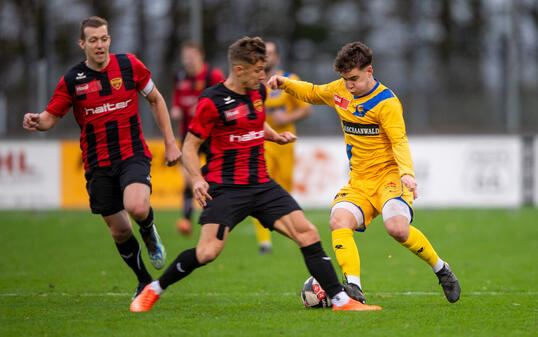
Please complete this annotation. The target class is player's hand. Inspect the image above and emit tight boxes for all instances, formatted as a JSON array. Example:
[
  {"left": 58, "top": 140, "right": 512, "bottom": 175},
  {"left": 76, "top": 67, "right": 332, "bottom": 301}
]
[
  {"left": 164, "top": 142, "right": 182, "bottom": 166},
  {"left": 192, "top": 177, "right": 213, "bottom": 207},
  {"left": 22, "top": 113, "right": 40, "bottom": 131},
  {"left": 401, "top": 174, "right": 418, "bottom": 199},
  {"left": 273, "top": 132, "right": 297, "bottom": 145},
  {"left": 267, "top": 75, "right": 285, "bottom": 89}
]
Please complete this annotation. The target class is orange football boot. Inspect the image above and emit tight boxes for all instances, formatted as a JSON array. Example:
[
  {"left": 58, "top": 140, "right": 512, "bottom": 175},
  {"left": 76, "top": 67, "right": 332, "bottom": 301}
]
[
  {"left": 176, "top": 218, "right": 192, "bottom": 236},
  {"left": 130, "top": 284, "right": 160, "bottom": 312},
  {"left": 332, "top": 298, "right": 382, "bottom": 311}
]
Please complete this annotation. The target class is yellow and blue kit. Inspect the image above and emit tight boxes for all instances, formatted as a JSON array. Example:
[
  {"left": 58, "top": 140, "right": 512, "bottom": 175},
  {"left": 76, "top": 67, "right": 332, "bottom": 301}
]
[{"left": 281, "top": 77, "right": 414, "bottom": 230}]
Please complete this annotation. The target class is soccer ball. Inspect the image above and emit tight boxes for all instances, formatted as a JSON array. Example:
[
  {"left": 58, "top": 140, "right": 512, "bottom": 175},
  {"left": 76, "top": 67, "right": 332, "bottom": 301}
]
[{"left": 301, "top": 276, "right": 332, "bottom": 308}]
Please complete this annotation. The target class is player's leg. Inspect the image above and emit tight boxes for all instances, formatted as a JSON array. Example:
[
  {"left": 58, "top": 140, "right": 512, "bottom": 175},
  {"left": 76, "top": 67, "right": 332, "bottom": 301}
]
[
  {"left": 103, "top": 210, "right": 153, "bottom": 297},
  {"left": 130, "top": 223, "right": 229, "bottom": 312},
  {"left": 85, "top": 166, "right": 153, "bottom": 297},
  {"left": 176, "top": 165, "right": 194, "bottom": 236},
  {"left": 329, "top": 204, "right": 365, "bottom": 303},
  {"left": 124, "top": 182, "right": 166, "bottom": 270},
  {"left": 382, "top": 198, "right": 460, "bottom": 303}
]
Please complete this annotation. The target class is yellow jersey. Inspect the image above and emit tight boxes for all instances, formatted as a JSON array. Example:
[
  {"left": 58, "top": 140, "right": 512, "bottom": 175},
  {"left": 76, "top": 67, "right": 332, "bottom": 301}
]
[
  {"left": 281, "top": 78, "right": 414, "bottom": 183},
  {"left": 265, "top": 71, "right": 310, "bottom": 134}
]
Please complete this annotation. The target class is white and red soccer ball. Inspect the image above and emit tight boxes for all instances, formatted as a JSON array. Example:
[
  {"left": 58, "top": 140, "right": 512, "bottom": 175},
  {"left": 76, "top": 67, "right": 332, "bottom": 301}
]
[{"left": 301, "top": 276, "right": 332, "bottom": 308}]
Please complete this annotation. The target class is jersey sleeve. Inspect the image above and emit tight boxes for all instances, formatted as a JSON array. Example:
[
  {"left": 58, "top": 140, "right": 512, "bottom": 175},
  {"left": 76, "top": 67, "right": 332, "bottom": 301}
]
[
  {"left": 210, "top": 67, "right": 226, "bottom": 85},
  {"left": 46, "top": 77, "right": 72, "bottom": 117},
  {"left": 188, "top": 97, "right": 219, "bottom": 139},
  {"left": 379, "top": 97, "right": 414, "bottom": 177},
  {"left": 287, "top": 73, "right": 310, "bottom": 108},
  {"left": 129, "top": 54, "right": 154, "bottom": 96},
  {"left": 281, "top": 78, "right": 337, "bottom": 108}
]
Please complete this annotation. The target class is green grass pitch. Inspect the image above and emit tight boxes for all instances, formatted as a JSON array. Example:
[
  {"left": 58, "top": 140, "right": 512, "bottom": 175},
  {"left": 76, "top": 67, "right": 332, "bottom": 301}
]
[{"left": 1, "top": 208, "right": 536, "bottom": 336}]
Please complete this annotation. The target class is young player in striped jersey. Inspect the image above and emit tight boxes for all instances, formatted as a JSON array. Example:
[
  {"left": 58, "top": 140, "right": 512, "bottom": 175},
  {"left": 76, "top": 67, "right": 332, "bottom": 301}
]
[
  {"left": 22, "top": 16, "right": 181, "bottom": 298},
  {"left": 268, "top": 41, "right": 460, "bottom": 304},
  {"left": 130, "top": 37, "right": 382, "bottom": 312}
]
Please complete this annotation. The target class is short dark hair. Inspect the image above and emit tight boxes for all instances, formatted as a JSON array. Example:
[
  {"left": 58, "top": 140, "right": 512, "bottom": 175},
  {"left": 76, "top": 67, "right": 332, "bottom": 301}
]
[
  {"left": 333, "top": 42, "right": 373, "bottom": 74},
  {"left": 228, "top": 36, "right": 266, "bottom": 66},
  {"left": 80, "top": 16, "right": 108, "bottom": 41},
  {"left": 181, "top": 41, "right": 205, "bottom": 56}
]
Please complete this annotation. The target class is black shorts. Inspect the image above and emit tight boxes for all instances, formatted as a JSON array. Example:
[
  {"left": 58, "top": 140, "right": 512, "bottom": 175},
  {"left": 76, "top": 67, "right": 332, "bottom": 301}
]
[
  {"left": 198, "top": 179, "right": 302, "bottom": 231},
  {"left": 85, "top": 155, "right": 152, "bottom": 216}
]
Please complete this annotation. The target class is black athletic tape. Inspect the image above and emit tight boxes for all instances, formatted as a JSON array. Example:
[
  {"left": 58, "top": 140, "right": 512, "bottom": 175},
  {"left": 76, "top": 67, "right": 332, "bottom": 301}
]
[{"left": 216, "top": 224, "right": 225, "bottom": 240}]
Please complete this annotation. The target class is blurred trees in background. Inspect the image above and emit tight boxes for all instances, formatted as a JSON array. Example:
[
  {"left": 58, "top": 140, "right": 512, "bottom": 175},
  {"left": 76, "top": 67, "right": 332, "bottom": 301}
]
[{"left": 0, "top": 0, "right": 536, "bottom": 137}]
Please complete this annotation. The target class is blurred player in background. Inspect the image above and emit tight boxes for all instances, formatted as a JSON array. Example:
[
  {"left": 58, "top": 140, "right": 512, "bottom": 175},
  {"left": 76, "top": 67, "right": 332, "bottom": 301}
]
[
  {"left": 22, "top": 16, "right": 181, "bottom": 298},
  {"left": 131, "top": 36, "right": 381, "bottom": 312},
  {"left": 252, "top": 41, "right": 311, "bottom": 254},
  {"left": 171, "top": 41, "right": 225, "bottom": 236},
  {"left": 268, "top": 41, "right": 461, "bottom": 304}
]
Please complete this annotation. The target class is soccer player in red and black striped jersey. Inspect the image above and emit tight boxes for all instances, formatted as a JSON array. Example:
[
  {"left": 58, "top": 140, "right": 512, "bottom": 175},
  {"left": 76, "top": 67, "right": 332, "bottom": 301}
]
[
  {"left": 170, "top": 41, "right": 225, "bottom": 236},
  {"left": 22, "top": 16, "right": 181, "bottom": 298},
  {"left": 131, "top": 36, "right": 381, "bottom": 312}
]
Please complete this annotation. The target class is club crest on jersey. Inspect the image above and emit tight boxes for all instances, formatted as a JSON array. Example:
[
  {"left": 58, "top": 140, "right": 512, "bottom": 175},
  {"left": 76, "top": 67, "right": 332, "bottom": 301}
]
[
  {"left": 110, "top": 77, "right": 123, "bottom": 90},
  {"left": 253, "top": 99, "right": 264, "bottom": 112},
  {"left": 354, "top": 105, "right": 366, "bottom": 117},
  {"left": 334, "top": 94, "right": 350, "bottom": 109}
]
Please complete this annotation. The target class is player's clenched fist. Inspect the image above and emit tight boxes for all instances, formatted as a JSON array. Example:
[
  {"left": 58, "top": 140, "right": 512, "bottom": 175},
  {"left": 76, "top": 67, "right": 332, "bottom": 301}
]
[
  {"left": 22, "top": 113, "right": 41, "bottom": 131},
  {"left": 267, "top": 75, "right": 285, "bottom": 89},
  {"left": 192, "top": 177, "right": 212, "bottom": 207}
]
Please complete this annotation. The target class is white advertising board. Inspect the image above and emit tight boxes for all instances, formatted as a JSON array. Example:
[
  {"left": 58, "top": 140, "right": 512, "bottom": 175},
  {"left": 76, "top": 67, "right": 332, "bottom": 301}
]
[
  {"left": 293, "top": 136, "right": 523, "bottom": 208},
  {"left": 408, "top": 136, "right": 522, "bottom": 207},
  {"left": 292, "top": 137, "right": 350, "bottom": 208},
  {"left": 0, "top": 141, "right": 60, "bottom": 209}
]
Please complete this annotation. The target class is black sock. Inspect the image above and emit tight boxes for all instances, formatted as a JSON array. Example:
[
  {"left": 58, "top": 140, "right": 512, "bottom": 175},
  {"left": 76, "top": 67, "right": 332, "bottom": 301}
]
[
  {"left": 159, "top": 248, "right": 203, "bottom": 289},
  {"left": 136, "top": 207, "right": 154, "bottom": 232},
  {"left": 115, "top": 235, "right": 152, "bottom": 284},
  {"left": 300, "top": 241, "right": 343, "bottom": 298},
  {"left": 183, "top": 187, "right": 193, "bottom": 220}
]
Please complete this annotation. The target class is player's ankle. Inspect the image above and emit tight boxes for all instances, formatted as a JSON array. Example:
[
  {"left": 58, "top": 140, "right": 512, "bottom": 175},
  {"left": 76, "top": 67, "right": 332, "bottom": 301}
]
[
  {"left": 149, "top": 280, "right": 164, "bottom": 295},
  {"left": 330, "top": 291, "right": 351, "bottom": 307}
]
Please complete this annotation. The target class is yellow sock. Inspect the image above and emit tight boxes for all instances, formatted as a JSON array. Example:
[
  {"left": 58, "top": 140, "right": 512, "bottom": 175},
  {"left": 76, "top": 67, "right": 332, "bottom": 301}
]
[
  {"left": 332, "top": 228, "right": 360, "bottom": 278},
  {"left": 401, "top": 225, "right": 439, "bottom": 267},
  {"left": 253, "top": 219, "right": 271, "bottom": 244}
]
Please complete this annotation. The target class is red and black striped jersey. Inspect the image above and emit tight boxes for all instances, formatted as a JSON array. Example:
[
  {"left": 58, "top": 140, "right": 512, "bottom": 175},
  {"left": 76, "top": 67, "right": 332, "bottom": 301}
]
[
  {"left": 172, "top": 64, "right": 225, "bottom": 137},
  {"left": 188, "top": 82, "right": 269, "bottom": 185},
  {"left": 46, "top": 53, "right": 153, "bottom": 171}
]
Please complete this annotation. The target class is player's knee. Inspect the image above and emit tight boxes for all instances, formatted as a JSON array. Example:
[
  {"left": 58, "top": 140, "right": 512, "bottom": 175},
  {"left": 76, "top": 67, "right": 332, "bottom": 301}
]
[
  {"left": 124, "top": 201, "right": 149, "bottom": 220},
  {"left": 196, "top": 245, "right": 223, "bottom": 264},
  {"left": 384, "top": 218, "right": 409, "bottom": 242},
  {"left": 110, "top": 226, "right": 133, "bottom": 243}
]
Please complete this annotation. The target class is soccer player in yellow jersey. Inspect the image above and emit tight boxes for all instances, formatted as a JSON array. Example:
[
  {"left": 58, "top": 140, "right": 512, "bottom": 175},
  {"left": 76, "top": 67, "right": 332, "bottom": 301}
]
[
  {"left": 253, "top": 41, "right": 311, "bottom": 254},
  {"left": 268, "top": 41, "right": 460, "bottom": 303}
]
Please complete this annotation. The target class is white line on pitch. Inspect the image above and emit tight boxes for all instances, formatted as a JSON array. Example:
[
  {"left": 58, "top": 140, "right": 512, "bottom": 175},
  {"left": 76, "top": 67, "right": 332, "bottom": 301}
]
[{"left": 1, "top": 291, "right": 537, "bottom": 297}]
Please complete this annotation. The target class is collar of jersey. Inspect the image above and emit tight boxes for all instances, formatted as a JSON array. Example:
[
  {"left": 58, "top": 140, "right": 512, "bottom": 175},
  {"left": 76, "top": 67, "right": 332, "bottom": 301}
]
[{"left": 353, "top": 79, "right": 379, "bottom": 99}]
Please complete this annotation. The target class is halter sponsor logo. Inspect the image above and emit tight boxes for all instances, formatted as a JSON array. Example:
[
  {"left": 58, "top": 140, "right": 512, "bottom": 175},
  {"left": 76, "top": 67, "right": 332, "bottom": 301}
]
[
  {"left": 84, "top": 99, "right": 132, "bottom": 115},
  {"left": 229, "top": 130, "right": 264, "bottom": 142},
  {"left": 342, "top": 120, "right": 379, "bottom": 136},
  {"left": 334, "top": 94, "right": 350, "bottom": 109}
]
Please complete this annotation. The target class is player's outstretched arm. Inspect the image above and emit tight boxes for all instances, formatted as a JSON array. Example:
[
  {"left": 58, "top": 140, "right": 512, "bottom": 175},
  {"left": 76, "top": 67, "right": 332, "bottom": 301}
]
[
  {"left": 22, "top": 111, "right": 60, "bottom": 131},
  {"left": 145, "top": 86, "right": 181, "bottom": 166},
  {"left": 182, "top": 132, "right": 212, "bottom": 207},
  {"left": 263, "top": 122, "right": 297, "bottom": 145}
]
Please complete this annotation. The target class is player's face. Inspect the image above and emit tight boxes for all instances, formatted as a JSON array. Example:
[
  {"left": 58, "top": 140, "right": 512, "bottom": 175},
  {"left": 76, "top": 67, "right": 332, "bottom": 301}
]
[
  {"left": 79, "top": 25, "right": 111, "bottom": 68},
  {"left": 181, "top": 47, "right": 204, "bottom": 76},
  {"left": 340, "top": 65, "right": 374, "bottom": 97},
  {"left": 265, "top": 42, "right": 279, "bottom": 73},
  {"left": 239, "top": 60, "right": 266, "bottom": 91}
]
